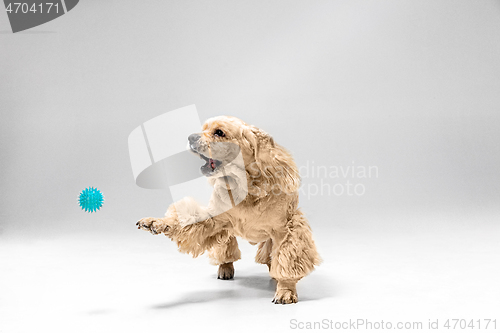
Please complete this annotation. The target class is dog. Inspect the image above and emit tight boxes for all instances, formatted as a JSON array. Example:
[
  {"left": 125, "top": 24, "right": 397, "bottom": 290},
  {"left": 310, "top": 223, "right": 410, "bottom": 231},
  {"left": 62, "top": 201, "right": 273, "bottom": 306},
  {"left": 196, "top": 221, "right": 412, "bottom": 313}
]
[{"left": 136, "top": 116, "right": 321, "bottom": 304}]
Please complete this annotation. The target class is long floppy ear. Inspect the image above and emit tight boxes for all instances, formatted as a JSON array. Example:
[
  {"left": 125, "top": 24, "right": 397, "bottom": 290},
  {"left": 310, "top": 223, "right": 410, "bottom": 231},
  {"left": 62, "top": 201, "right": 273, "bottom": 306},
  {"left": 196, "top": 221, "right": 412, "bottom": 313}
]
[
  {"left": 241, "top": 125, "right": 260, "bottom": 162},
  {"left": 242, "top": 125, "right": 300, "bottom": 195}
]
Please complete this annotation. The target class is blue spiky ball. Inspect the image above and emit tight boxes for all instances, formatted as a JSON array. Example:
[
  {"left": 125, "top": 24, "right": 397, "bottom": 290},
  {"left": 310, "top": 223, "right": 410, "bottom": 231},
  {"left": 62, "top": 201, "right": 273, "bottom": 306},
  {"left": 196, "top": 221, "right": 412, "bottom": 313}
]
[{"left": 78, "top": 187, "right": 104, "bottom": 213}]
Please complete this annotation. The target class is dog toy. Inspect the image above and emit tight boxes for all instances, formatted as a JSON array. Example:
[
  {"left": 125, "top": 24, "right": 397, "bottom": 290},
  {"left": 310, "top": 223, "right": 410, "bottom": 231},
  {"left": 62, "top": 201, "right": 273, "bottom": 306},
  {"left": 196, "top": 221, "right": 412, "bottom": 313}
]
[{"left": 78, "top": 187, "right": 104, "bottom": 213}]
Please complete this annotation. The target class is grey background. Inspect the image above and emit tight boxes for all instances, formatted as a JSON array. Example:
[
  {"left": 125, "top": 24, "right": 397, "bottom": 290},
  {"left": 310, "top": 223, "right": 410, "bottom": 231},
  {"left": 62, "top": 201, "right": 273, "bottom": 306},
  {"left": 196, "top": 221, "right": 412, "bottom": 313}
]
[
  {"left": 1, "top": 1, "right": 499, "bottom": 332},
  {"left": 1, "top": 0, "right": 499, "bottom": 235}
]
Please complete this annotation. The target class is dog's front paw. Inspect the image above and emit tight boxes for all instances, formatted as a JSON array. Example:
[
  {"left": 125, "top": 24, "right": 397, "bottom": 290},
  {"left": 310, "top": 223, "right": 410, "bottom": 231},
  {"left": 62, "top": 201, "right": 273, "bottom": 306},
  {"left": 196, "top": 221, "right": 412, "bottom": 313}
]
[{"left": 136, "top": 217, "right": 169, "bottom": 235}]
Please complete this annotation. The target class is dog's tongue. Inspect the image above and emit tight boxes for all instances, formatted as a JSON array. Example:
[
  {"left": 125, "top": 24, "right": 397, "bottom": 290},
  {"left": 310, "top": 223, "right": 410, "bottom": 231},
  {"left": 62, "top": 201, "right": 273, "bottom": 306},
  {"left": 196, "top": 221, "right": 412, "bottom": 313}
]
[{"left": 210, "top": 158, "right": 215, "bottom": 170}]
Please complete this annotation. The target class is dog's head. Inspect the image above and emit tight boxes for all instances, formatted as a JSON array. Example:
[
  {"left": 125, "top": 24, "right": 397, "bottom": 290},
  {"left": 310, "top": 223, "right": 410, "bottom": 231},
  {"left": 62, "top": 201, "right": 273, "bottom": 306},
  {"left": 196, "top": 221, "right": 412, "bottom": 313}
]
[{"left": 188, "top": 116, "right": 300, "bottom": 196}]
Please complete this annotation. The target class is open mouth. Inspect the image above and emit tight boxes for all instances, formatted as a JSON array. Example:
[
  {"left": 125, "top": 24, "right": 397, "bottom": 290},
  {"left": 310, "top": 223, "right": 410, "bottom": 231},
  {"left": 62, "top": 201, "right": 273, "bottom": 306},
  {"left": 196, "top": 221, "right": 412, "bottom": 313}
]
[{"left": 198, "top": 153, "right": 223, "bottom": 175}]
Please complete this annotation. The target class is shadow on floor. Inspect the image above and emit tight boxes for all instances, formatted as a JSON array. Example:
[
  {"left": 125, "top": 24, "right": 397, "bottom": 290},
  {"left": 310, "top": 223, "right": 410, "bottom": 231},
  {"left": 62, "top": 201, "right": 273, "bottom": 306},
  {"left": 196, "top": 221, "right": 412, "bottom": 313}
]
[
  {"left": 235, "top": 274, "right": 276, "bottom": 292},
  {"left": 151, "top": 289, "right": 242, "bottom": 310},
  {"left": 150, "top": 271, "right": 334, "bottom": 309}
]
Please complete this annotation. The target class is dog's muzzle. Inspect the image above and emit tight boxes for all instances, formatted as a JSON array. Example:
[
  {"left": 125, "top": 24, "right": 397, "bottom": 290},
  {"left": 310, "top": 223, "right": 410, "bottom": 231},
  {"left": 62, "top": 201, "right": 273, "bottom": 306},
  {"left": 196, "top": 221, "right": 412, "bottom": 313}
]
[
  {"left": 188, "top": 133, "right": 201, "bottom": 152},
  {"left": 187, "top": 132, "right": 223, "bottom": 175}
]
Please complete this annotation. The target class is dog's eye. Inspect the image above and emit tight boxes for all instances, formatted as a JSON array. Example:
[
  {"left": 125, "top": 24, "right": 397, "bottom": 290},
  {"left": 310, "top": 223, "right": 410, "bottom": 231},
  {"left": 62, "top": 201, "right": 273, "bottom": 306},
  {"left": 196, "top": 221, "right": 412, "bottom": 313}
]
[{"left": 214, "top": 129, "right": 225, "bottom": 137}]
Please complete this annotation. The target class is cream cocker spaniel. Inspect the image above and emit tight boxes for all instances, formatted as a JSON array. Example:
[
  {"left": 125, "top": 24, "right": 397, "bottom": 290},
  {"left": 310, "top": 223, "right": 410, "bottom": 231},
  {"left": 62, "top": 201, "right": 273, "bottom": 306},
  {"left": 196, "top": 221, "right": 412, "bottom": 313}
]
[{"left": 137, "top": 116, "right": 321, "bottom": 304}]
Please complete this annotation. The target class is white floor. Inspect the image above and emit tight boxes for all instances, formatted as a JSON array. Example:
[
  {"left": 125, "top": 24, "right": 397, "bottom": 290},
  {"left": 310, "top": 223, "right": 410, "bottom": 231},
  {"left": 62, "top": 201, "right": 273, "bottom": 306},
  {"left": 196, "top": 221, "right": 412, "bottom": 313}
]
[{"left": 1, "top": 212, "right": 499, "bottom": 333}]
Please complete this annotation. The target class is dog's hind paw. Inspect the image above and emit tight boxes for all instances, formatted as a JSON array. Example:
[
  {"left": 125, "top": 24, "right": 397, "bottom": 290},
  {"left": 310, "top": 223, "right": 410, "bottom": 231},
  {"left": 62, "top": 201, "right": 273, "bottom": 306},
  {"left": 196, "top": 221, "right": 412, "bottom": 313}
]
[
  {"left": 217, "top": 262, "right": 234, "bottom": 280},
  {"left": 272, "top": 289, "right": 298, "bottom": 304}
]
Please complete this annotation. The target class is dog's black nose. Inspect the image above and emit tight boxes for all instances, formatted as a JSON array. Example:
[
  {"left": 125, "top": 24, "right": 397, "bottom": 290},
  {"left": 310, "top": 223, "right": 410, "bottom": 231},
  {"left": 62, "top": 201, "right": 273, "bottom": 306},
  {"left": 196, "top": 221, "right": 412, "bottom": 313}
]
[{"left": 188, "top": 133, "right": 201, "bottom": 144}]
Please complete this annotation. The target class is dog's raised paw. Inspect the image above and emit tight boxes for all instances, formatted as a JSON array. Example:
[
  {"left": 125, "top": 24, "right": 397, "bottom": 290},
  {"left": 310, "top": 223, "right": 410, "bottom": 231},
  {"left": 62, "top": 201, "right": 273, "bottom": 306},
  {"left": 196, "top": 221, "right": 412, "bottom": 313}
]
[
  {"left": 136, "top": 217, "right": 154, "bottom": 231},
  {"left": 217, "top": 262, "right": 234, "bottom": 280},
  {"left": 272, "top": 289, "right": 298, "bottom": 304},
  {"left": 136, "top": 217, "right": 168, "bottom": 235}
]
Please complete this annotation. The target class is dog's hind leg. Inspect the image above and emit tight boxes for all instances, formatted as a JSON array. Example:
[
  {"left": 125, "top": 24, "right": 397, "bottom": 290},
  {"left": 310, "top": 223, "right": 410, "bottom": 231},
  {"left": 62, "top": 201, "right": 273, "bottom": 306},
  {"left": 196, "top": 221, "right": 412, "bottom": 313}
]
[
  {"left": 269, "top": 209, "right": 321, "bottom": 304},
  {"left": 207, "top": 235, "right": 241, "bottom": 280},
  {"left": 255, "top": 238, "right": 273, "bottom": 271}
]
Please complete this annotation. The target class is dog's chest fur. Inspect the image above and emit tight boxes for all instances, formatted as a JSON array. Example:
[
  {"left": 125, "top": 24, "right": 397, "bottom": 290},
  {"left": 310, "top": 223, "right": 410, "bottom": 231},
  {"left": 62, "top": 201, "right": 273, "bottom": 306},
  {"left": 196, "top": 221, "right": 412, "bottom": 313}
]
[{"left": 225, "top": 193, "right": 294, "bottom": 243}]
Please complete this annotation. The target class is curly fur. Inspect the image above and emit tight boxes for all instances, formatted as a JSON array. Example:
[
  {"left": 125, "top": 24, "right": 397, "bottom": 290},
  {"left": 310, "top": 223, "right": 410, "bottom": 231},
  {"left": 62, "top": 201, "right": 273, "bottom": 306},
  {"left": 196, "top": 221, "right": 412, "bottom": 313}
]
[
  {"left": 137, "top": 116, "right": 321, "bottom": 304},
  {"left": 270, "top": 209, "right": 322, "bottom": 280}
]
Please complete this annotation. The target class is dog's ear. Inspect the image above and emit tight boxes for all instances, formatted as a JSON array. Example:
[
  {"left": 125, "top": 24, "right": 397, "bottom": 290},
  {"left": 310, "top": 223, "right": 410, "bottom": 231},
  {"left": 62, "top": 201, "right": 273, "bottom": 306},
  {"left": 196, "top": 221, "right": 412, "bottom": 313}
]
[
  {"left": 241, "top": 125, "right": 260, "bottom": 162},
  {"left": 242, "top": 125, "right": 300, "bottom": 195}
]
